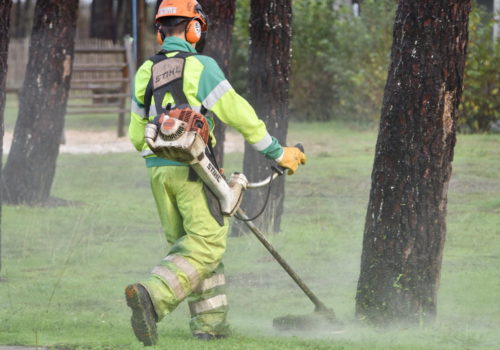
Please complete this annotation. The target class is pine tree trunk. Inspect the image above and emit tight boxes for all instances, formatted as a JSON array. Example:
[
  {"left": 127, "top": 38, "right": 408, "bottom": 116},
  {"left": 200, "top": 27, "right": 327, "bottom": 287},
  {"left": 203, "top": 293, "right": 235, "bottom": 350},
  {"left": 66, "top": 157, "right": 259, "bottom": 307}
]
[
  {"left": 198, "top": 0, "right": 236, "bottom": 167},
  {"left": 0, "top": 0, "right": 13, "bottom": 273},
  {"left": 1, "top": 0, "right": 79, "bottom": 205},
  {"left": 355, "top": 0, "right": 471, "bottom": 325},
  {"left": 136, "top": 0, "right": 146, "bottom": 65},
  {"left": 116, "top": 0, "right": 132, "bottom": 42},
  {"left": 90, "top": 0, "right": 115, "bottom": 41},
  {"left": 237, "top": 0, "right": 292, "bottom": 234}
]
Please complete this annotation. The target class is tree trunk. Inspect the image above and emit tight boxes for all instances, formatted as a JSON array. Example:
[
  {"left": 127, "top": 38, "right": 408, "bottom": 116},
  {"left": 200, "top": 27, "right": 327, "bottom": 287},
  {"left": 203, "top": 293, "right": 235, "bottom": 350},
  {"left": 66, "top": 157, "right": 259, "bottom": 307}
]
[
  {"left": 136, "top": 0, "right": 146, "bottom": 65},
  {"left": 90, "top": 0, "right": 115, "bottom": 41},
  {"left": 116, "top": 0, "right": 132, "bottom": 42},
  {"left": 236, "top": 0, "right": 292, "bottom": 234},
  {"left": 1, "top": 0, "right": 79, "bottom": 205},
  {"left": 155, "top": 0, "right": 162, "bottom": 16},
  {"left": 355, "top": 0, "right": 471, "bottom": 325},
  {"left": 0, "top": 0, "right": 13, "bottom": 274},
  {"left": 198, "top": 0, "right": 236, "bottom": 167}
]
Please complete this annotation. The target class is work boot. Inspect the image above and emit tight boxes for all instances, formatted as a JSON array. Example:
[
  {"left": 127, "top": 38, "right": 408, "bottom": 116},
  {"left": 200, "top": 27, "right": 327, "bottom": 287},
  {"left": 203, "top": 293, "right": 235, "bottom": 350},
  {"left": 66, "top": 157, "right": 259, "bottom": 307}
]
[
  {"left": 125, "top": 284, "right": 158, "bottom": 346},
  {"left": 193, "top": 332, "right": 227, "bottom": 341}
]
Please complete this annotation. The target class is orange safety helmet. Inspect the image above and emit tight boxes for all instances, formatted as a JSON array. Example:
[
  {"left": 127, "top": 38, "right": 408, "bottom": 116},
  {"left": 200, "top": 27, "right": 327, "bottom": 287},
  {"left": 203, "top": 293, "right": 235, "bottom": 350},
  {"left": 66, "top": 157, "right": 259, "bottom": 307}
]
[{"left": 155, "top": 0, "right": 208, "bottom": 44}]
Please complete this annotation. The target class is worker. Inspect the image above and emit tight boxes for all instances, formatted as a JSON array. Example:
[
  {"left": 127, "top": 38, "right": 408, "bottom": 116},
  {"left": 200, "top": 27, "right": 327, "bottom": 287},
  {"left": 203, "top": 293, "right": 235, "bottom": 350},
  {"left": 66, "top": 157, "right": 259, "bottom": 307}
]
[{"left": 125, "top": 0, "right": 306, "bottom": 345}]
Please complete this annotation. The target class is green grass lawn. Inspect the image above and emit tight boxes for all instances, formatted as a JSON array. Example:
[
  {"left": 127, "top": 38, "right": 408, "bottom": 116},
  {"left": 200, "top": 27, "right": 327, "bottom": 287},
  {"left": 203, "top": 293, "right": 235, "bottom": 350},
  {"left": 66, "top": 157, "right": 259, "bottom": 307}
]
[{"left": 1, "top": 100, "right": 500, "bottom": 349}]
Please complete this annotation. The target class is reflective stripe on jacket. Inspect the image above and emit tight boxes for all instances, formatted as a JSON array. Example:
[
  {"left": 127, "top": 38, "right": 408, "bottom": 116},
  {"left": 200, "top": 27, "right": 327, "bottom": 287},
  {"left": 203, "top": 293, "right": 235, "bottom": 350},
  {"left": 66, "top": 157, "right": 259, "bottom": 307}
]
[{"left": 129, "top": 37, "right": 283, "bottom": 167}]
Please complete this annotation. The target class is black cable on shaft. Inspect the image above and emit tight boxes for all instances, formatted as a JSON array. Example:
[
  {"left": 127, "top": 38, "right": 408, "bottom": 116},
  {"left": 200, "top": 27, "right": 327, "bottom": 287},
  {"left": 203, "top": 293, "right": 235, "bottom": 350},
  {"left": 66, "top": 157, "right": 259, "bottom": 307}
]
[{"left": 235, "top": 170, "right": 275, "bottom": 222}]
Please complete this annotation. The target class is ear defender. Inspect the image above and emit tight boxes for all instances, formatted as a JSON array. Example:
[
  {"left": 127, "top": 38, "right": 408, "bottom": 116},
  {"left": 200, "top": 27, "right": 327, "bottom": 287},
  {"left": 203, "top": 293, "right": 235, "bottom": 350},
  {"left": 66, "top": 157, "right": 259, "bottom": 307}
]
[
  {"left": 185, "top": 19, "right": 202, "bottom": 44},
  {"left": 156, "top": 28, "right": 165, "bottom": 45}
]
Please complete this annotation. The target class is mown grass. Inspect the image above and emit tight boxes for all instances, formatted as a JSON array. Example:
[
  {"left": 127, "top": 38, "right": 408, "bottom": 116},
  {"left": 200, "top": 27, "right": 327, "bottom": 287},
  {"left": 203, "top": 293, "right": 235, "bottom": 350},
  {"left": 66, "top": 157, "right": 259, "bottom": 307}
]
[{"left": 1, "top": 98, "right": 500, "bottom": 349}]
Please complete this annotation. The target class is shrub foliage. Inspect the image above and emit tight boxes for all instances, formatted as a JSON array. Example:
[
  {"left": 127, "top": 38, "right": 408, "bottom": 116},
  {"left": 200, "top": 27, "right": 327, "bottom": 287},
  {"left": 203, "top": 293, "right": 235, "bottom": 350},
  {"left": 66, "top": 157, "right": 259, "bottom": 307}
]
[
  {"left": 459, "top": 5, "right": 500, "bottom": 133},
  {"left": 230, "top": 0, "right": 499, "bottom": 132}
]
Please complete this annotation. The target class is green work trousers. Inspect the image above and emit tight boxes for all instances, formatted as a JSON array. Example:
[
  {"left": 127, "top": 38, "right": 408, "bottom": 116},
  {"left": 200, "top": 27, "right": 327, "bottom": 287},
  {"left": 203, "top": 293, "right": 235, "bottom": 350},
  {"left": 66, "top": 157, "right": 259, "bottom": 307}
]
[{"left": 141, "top": 165, "right": 230, "bottom": 336}]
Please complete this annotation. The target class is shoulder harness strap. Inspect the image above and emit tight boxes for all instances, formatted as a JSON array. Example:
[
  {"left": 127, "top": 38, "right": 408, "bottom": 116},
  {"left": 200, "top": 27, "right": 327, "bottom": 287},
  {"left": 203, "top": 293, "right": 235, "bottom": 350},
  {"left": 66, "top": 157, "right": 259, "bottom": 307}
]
[{"left": 144, "top": 50, "right": 198, "bottom": 118}]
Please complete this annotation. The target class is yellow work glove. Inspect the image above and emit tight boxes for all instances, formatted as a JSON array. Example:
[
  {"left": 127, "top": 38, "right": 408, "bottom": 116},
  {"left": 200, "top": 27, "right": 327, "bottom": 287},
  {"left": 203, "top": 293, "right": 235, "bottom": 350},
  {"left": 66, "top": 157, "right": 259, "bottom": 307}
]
[{"left": 275, "top": 146, "right": 307, "bottom": 175}]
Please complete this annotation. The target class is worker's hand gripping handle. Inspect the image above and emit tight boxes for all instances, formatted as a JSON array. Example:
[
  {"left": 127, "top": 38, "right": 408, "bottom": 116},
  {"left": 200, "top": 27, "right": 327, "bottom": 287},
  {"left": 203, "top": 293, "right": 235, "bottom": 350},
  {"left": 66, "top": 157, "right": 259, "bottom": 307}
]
[{"left": 275, "top": 143, "right": 306, "bottom": 175}]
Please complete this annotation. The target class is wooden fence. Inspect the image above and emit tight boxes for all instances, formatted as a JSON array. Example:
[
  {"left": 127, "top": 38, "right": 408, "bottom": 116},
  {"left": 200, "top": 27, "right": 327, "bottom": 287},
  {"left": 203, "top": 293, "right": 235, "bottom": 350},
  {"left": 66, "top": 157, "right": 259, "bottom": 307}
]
[{"left": 6, "top": 38, "right": 135, "bottom": 137}]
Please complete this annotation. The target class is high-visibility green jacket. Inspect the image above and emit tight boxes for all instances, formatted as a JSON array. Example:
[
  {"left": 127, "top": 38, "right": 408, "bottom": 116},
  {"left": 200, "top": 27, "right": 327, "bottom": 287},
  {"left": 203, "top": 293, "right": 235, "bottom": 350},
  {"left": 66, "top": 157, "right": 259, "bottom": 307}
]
[{"left": 129, "top": 37, "right": 283, "bottom": 168}]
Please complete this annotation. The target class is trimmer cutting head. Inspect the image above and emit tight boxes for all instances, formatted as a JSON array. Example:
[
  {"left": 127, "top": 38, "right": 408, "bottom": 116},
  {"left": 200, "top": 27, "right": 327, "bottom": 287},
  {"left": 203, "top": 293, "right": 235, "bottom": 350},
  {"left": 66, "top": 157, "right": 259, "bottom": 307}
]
[{"left": 273, "top": 309, "right": 343, "bottom": 332}]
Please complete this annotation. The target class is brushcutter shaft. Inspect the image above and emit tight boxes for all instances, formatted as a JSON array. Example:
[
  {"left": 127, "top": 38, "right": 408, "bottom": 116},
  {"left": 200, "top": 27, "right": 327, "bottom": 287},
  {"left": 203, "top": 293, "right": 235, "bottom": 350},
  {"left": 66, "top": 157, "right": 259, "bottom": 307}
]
[{"left": 237, "top": 208, "right": 332, "bottom": 313}]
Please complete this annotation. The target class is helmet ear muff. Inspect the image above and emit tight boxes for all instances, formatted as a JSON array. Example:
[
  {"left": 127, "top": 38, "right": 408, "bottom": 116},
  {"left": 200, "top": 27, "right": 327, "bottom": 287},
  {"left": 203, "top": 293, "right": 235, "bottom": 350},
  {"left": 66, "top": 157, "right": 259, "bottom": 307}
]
[
  {"left": 185, "top": 19, "right": 202, "bottom": 44},
  {"left": 156, "top": 24, "right": 165, "bottom": 44},
  {"left": 156, "top": 30, "right": 165, "bottom": 45}
]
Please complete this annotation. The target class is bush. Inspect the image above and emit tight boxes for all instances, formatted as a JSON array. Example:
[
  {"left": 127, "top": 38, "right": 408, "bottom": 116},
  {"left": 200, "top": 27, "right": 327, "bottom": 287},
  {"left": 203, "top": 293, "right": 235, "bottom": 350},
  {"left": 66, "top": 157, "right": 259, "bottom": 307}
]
[
  {"left": 290, "top": 0, "right": 396, "bottom": 122},
  {"left": 331, "top": 0, "right": 395, "bottom": 122},
  {"left": 230, "top": 0, "right": 499, "bottom": 132},
  {"left": 230, "top": 0, "right": 395, "bottom": 123},
  {"left": 289, "top": 0, "right": 338, "bottom": 121},
  {"left": 229, "top": 0, "right": 250, "bottom": 98},
  {"left": 459, "top": 4, "right": 500, "bottom": 133}
]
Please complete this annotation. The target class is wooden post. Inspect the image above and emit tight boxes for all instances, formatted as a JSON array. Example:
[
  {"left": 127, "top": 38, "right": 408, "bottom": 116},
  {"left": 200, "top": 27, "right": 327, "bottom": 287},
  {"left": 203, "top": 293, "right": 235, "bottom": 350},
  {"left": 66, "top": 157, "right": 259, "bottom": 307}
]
[
  {"left": 0, "top": 0, "right": 13, "bottom": 275},
  {"left": 136, "top": 0, "right": 146, "bottom": 66}
]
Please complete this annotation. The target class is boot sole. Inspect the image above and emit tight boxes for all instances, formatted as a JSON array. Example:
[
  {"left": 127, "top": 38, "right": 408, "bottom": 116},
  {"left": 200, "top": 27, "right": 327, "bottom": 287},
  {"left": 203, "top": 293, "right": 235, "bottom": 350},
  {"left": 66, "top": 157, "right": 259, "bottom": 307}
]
[{"left": 125, "top": 284, "right": 158, "bottom": 346}]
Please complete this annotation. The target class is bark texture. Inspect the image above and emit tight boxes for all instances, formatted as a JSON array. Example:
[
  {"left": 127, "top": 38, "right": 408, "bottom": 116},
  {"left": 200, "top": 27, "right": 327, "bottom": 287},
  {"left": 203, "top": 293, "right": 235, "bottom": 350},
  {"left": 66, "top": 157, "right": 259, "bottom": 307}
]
[
  {"left": 116, "top": 0, "right": 132, "bottom": 42},
  {"left": 0, "top": 0, "right": 13, "bottom": 273},
  {"left": 198, "top": 0, "right": 236, "bottom": 166},
  {"left": 135, "top": 0, "right": 146, "bottom": 68},
  {"left": 90, "top": 0, "right": 116, "bottom": 41},
  {"left": 356, "top": 0, "right": 471, "bottom": 324},
  {"left": 2, "top": 0, "right": 79, "bottom": 205},
  {"left": 237, "top": 0, "right": 292, "bottom": 234}
]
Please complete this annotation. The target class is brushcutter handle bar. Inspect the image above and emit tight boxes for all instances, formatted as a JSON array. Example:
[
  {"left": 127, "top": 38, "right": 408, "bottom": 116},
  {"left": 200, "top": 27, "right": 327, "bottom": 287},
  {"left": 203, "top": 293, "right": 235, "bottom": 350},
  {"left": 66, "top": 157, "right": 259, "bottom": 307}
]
[
  {"left": 246, "top": 144, "right": 304, "bottom": 189},
  {"left": 246, "top": 173, "right": 280, "bottom": 189}
]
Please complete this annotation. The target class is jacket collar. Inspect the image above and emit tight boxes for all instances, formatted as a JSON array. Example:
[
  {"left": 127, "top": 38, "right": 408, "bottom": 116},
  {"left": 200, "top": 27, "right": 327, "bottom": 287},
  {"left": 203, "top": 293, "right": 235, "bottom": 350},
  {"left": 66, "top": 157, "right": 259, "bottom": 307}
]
[{"left": 161, "top": 37, "right": 197, "bottom": 53}]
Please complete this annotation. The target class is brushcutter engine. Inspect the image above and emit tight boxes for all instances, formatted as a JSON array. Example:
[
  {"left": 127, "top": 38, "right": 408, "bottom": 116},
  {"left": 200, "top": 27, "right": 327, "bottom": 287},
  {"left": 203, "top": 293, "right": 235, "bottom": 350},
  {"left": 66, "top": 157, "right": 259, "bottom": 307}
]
[{"left": 145, "top": 106, "right": 247, "bottom": 216}]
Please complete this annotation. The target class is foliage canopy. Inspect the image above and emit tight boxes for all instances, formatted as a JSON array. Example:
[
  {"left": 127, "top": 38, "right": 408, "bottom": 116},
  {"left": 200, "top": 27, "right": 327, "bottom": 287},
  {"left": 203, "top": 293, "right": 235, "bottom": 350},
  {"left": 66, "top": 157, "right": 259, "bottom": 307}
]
[
  {"left": 231, "top": 0, "right": 498, "bottom": 132},
  {"left": 459, "top": 5, "right": 500, "bottom": 133}
]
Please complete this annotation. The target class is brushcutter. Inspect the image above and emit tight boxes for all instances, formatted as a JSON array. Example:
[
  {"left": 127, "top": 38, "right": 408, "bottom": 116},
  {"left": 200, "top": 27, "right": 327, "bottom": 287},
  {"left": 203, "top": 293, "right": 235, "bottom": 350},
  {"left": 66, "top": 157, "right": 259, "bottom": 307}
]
[
  {"left": 237, "top": 164, "right": 341, "bottom": 331},
  {"left": 145, "top": 106, "right": 340, "bottom": 331}
]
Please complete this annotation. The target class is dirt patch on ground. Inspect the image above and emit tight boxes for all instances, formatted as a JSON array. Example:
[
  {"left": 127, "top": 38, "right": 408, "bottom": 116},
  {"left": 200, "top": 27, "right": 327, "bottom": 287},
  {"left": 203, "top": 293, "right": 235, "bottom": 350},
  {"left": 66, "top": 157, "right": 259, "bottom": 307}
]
[{"left": 2, "top": 130, "right": 245, "bottom": 155}]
